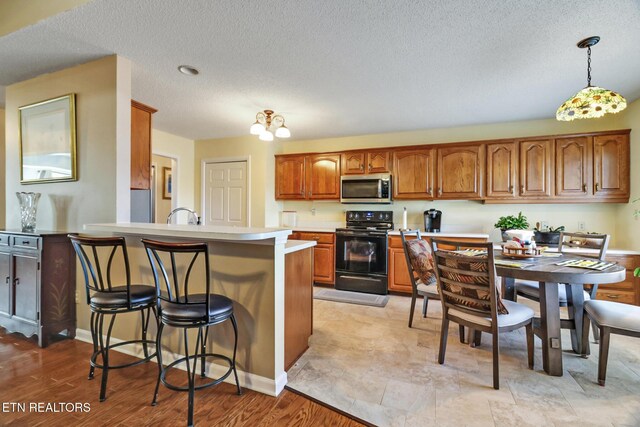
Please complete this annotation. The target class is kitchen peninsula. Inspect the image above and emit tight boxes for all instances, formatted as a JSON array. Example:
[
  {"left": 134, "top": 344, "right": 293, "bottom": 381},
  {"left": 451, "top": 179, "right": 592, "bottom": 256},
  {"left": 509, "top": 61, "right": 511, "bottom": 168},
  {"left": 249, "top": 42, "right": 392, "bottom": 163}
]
[{"left": 83, "top": 222, "right": 315, "bottom": 396}]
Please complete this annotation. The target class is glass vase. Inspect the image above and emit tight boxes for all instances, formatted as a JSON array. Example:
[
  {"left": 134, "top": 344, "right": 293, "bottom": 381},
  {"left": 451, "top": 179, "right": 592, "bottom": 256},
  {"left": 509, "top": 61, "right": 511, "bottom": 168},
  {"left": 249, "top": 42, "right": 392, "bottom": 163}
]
[{"left": 16, "top": 192, "right": 41, "bottom": 232}]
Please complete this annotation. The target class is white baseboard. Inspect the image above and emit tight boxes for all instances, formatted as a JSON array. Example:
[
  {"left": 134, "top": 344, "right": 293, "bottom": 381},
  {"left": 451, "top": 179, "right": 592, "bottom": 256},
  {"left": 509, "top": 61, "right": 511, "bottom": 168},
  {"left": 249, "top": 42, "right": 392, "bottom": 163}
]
[{"left": 74, "top": 328, "right": 283, "bottom": 396}]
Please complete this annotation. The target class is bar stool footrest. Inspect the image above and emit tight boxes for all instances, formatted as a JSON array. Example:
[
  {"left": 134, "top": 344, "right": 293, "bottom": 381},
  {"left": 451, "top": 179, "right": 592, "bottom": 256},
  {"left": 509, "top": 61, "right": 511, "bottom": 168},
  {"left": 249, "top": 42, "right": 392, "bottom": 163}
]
[
  {"left": 90, "top": 339, "right": 158, "bottom": 370},
  {"left": 160, "top": 353, "right": 234, "bottom": 392}
]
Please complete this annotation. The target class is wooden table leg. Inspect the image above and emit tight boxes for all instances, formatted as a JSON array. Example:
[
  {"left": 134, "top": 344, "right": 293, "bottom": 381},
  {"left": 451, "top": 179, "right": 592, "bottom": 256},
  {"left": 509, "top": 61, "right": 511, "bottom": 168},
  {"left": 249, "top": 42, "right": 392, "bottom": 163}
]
[
  {"left": 502, "top": 277, "right": 515, "bottom": 301},
  {"left": 539, "top": 281, "right": 563, "bottom": 376},
  {"left": 566, "top": 284, "right": 585, "bottom": 354}
]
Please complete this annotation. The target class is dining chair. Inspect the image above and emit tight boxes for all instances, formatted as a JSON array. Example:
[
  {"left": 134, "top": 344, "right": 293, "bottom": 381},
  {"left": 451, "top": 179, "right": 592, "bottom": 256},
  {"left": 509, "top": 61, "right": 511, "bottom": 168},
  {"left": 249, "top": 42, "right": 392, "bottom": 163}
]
[
  {"left": 400, "top": 230, "right": 440, "bottom": 327},
  {"left": 515, "top": 232, "right": 610, "bottom": 342},
  {"left": 68, "top": 235, "right": 158, "bottom": 402},
  {"left": 431, "top": 238, "right": 534, "bottom": 389},
  {"left": 142, "top": 239, "right": 241, "bottom": 427},
  {"left": 581, "top": 299, "right": 640, "bottom": 386}
]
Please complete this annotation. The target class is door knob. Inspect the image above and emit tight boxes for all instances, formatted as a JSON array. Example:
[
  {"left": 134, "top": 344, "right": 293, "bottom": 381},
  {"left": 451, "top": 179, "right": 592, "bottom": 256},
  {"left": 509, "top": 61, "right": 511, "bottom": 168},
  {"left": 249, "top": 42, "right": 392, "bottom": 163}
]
[
  {"left": 14, "top": 278, "right": 19, "bottom": 286},
  {"left": 4, "top": 277, "right": 8, "bottom": 284}
]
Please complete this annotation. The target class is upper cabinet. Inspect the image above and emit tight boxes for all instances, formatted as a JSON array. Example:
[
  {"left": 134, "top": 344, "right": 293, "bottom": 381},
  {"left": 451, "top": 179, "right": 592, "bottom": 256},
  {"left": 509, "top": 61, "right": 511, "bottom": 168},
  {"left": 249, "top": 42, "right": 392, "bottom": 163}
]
[
  {"left": 130, "top": 100, "right": 157, "bottom": 190},
  {"left": 436, "top": 145, "right": 485, "bottom": 199},
  {"left": 486, "top": 141, "right": 517, "bottom": 199},
  {"left": 519, "top": 139, "right": 553, "bottom": 198},
  {"left": 555, "top": 136, "right": 590, "bottom": 198},
  {"left": 593, "top": 133, "right": 630, "bottom": 200},
  {"left": 275, "top": 155, "right": 306, "bottom": 199},
  {"left": 392, "top": 149, "right": 435, "bottom": 199},
  {"left": 275, "top": 153, "right": 341, "bottom": 200},
  {"left": 341, "top": 150, "right": 391, "bottom": 175},
  {"left": 275, "top": 130, "right": 630, "bottom": 203}
]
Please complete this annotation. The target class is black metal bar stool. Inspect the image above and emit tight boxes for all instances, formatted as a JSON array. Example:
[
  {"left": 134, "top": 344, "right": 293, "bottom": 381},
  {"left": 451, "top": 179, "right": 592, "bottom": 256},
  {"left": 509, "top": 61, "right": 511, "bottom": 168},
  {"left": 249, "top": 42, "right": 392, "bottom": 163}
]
[
  {"left": 142, "top": 239, "right": 241, "bottom": 427},
  {"left": 68, "top": 235, "right": 158, "bottom": 402}
]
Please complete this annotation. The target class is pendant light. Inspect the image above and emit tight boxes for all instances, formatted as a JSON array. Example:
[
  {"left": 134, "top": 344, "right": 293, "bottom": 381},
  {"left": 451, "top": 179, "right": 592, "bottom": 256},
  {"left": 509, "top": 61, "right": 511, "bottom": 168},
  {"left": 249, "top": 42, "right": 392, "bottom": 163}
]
[
  {"left": 249, "top": 110, "right": 291, "bottom": 140},
  {"left": 556, "top": 36, "right": 627, "bottom": 121}
]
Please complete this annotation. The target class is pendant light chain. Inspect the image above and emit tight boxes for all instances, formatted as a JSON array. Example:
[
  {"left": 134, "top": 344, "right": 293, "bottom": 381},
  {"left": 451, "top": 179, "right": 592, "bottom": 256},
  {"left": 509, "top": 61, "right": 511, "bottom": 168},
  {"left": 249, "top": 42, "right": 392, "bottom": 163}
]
[{"left": 586, "top": 46, "right": 592, "bottom": 87}]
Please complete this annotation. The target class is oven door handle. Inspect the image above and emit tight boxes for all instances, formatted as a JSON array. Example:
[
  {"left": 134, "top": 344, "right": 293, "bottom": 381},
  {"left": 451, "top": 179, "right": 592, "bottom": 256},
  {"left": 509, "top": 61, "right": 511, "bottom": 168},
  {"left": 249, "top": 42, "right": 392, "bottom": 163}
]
[{"left": 337, "top": 231, "right": 387, "bottom": 238}]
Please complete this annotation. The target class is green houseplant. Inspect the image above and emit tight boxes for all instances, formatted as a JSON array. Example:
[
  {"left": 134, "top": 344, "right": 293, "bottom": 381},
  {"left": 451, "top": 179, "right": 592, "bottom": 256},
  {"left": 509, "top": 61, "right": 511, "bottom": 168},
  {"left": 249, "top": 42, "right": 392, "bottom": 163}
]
[{"left": 494, "top": 212, "right": 530, "bottom": 241}]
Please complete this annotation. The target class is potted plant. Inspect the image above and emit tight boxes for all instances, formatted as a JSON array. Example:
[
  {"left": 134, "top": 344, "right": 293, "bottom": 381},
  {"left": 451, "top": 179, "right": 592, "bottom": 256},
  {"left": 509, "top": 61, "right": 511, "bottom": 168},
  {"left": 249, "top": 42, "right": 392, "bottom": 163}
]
[
  {"left": 494, "top": 212, "right": 530, "bottom": 241},
  {"left": 533, "top": 225, "right": 565, "bottom": 245}
]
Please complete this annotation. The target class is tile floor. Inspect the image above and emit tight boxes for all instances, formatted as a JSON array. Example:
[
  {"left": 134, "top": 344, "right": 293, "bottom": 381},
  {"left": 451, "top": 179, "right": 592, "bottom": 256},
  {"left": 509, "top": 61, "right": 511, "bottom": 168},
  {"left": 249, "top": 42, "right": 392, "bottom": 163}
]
[{"left": 287, "top": 292, "right": 640, "bottom": 427}]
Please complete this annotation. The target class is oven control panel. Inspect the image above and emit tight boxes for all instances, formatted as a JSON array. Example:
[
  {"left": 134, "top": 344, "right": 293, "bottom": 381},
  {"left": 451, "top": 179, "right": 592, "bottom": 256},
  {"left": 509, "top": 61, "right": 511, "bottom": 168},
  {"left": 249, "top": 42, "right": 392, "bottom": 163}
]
[{"left": 346, "top": 210, "right": 393, "bottom": 222}]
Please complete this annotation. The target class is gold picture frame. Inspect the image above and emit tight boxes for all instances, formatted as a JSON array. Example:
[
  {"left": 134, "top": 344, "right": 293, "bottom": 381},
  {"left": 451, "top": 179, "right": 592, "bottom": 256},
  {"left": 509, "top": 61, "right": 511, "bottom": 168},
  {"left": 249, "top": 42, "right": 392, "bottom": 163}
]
[
  {"left": 162, "top": 167, "right": 172, "bottom": 199},
  {"left": 19, "top": 94, "right": 77, "bottom": 183}
]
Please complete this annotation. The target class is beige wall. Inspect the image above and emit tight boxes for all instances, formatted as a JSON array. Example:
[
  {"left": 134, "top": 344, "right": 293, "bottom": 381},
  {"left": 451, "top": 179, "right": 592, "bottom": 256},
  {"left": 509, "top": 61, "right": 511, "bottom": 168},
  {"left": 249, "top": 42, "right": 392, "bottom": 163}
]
[
  {"left": 0, "top": 108, "right": 5, "bottom": 228},
  {"left": 194, "top": 136, "right": 279, "bottom": 227},
  {"left": 614, "top": 99, "right": 640, "bottom": 251},
  {"left": 152, "top": 128, "right": 195, "bottom": 213},
  {"left": 152, "top": 154, "right": 173, "bottom": 222},
  {"left": 5, "top": 55, "right": 130, "bottom": 231},
  {"left": 0, "top": 0, "right": 91, "bottom": 37}
]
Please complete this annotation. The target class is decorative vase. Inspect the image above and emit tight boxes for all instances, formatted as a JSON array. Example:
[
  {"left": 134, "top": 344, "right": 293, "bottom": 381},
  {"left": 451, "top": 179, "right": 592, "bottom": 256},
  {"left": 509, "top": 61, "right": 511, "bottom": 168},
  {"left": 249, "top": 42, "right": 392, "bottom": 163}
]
[{"left": 16, "top": 192, "right": 41, "bottom": 232}]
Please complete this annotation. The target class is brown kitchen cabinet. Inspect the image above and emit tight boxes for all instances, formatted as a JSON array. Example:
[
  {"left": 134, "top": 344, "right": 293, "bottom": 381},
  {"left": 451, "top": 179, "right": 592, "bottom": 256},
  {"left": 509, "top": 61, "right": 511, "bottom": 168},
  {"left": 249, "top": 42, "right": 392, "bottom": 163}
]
[
  {"left": 593, "top": 133, "right": 630, "bottom": 200},
  {"left": 130, "top": 100, "right": 157, "bottom": 190},
  {"left": 341, "top": 151, "right": 391, "bottom": 175},
  {"left": 485, "top": 141, "right": 517, "bottom": 199},
  {"left": 275, "top": 155, "right": 306, "bottom": 199},
  {"left": 275, "top": 154, "right": 340, "bottom": 200},
  {"left": 436, "top": 144, "right": 485, "bottom": 199},
  {"left": 392, "top": 149, "right": 435, "bottom": 199},
  {"left": 594, "top": 254, "right": 639, "bottom": 306},
  {"left": 519, "top": 138, "right": 553, "bottom": 198},
  {"left": 0, "top": 232, "right": 76, "bottom": 347},
  {"left": 291, "top": 232, "right": 336, "bottom": 285},
  {"left": 387, "top": 235, "right": 488, "bottom": 294},
  {"left": 555, "top": 136, "right": 591, "bottom": 198}
]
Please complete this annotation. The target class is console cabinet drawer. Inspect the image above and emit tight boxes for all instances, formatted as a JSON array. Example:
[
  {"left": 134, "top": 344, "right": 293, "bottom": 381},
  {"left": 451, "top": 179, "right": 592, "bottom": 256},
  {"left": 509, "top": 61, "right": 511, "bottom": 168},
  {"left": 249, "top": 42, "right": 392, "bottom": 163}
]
[
  {"left": 11, "top": 236, "right": 40, "bottom": 250},
  {"left": 596, "top": 290, "right": 635, "bottom": 305},
  {"left": 298, "top": 232, "right": 335, "bottom": 244}
]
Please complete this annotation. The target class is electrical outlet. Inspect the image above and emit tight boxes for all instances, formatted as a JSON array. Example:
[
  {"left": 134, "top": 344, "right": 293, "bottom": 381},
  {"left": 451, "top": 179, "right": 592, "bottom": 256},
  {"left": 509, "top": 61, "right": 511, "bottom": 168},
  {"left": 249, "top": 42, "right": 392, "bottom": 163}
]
[
  {"left": 578, "top": 221, "right": 586, "bottom": 231},
  {"left": 311, "top": 207, "right": 316, "bottom": 216}
]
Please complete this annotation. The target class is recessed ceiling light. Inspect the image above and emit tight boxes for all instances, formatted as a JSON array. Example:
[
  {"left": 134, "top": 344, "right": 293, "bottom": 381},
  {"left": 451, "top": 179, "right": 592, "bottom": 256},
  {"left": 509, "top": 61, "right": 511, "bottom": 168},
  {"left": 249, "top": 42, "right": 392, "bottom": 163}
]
[{"left": 178, "top": 65, "right": 199, "bottom": 76}]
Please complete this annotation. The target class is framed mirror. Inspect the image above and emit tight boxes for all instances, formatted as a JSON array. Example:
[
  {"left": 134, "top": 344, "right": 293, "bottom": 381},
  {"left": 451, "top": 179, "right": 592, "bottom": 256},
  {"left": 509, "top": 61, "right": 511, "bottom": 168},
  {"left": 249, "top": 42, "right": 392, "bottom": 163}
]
[{"left": 19, "top": 93, "right": 77, "bottom": 183}]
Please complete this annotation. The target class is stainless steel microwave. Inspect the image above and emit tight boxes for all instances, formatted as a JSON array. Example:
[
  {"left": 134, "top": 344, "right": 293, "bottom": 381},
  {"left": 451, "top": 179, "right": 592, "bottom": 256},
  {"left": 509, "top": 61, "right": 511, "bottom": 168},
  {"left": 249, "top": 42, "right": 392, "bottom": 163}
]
[{"left": 340, "top": 174, "right": 392, "bottom": 204}]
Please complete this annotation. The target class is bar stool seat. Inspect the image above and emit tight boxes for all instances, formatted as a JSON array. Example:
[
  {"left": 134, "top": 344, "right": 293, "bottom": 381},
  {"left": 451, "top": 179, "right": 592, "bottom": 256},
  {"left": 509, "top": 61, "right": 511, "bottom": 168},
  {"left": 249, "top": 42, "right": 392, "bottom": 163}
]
[
  {"left": 90, "top": 285, "right": 157, "bottom": 308},
  {"left": 160, "top": 294, "right": 234, "bottom": 325}
]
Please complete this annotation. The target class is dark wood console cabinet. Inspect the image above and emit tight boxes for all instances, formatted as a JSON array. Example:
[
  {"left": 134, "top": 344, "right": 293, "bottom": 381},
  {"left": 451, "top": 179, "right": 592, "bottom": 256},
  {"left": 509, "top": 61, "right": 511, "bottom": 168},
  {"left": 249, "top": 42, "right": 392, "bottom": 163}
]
[{"left": 0, "top": 231, "right": 76, "bottom": 347}]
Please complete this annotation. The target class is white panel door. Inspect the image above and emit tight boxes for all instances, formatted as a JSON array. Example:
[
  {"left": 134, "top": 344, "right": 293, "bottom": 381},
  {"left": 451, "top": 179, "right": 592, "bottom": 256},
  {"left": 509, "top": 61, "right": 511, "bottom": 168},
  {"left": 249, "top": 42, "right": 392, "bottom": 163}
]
[{"left": 204, "top": 161, "right": 247, "bottom": 226}]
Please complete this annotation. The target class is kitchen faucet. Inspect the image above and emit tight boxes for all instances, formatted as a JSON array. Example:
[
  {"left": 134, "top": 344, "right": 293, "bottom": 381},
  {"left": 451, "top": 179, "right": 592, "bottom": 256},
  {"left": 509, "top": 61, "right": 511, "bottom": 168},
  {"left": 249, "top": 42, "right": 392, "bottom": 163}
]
[{"left": 166, "top": 207, "right": 201, "bottom": 225}]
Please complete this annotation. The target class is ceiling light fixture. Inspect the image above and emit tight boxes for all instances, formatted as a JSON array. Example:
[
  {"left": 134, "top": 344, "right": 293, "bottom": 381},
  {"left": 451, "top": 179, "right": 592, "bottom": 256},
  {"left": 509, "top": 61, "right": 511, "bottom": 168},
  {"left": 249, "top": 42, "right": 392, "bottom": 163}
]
[
  {"left": 249, "top": 110, "right": 290, "bottom": 141},
  {"left": 556, "top": 36, "right": 626, "bottom": 121},
  {"left": 177, "top": 65, "right": 199, "bottom": 75}
]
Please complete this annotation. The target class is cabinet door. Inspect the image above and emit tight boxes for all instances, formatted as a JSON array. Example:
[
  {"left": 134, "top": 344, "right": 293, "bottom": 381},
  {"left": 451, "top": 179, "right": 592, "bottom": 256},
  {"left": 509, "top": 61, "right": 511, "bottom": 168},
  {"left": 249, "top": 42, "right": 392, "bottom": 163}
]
[
  {"left": 393, "top": 149, "right": 435, "bottom": 199},
  {"left": 436, "top": 145, "right": 484, "bottom": 199},
  {"left": 519, "top": 139, "right": 553, "bottom": 197},
  {"left": 275, "top": 155, "right": 306, "bottom": 199},
  {"left": 313, "top": 244, "right": 335, "bottom": 284},
  {"left": 486, "top": 142, "right": 517, "bottom": 198},
  {"left": 555, "top": 136, "right": 590, "bottom": 197},
  {"left": 593, "top": 134, "right": 630, "bottom": 199},
  {"left": 13, "top": 253, "right": 39, "bottom": 324},
  {"left": 0, "top": 252, "right": 11, "bottom": 317},
  {"left": 306, "top": 154, "right": 341, "bottom": 200},
  {"left": 130, "top": 101, "right": 157, "bottom": 190},
  {"left": 341, "top": 152, "right": 366, "bottom": 175},
  {"left": 367, "top": 151, "right": 391, "bottom": 174},
  {"left": 388, "top": 247, "right": 412, "bottom": 293}
]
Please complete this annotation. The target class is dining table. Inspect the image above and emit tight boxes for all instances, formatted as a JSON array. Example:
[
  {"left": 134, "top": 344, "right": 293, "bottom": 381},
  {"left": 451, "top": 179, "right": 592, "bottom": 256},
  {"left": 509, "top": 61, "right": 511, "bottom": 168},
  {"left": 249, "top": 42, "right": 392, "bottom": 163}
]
[{"left": 494, "top": 250, "right": 626, "bottom": 376}]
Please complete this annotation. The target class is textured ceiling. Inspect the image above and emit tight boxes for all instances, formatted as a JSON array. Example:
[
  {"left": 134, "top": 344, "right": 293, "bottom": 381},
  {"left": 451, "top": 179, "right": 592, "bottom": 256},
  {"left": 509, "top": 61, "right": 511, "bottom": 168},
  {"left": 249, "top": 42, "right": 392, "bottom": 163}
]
[{"left": 1, "top": 0, "right": 639, "bottom": 141}]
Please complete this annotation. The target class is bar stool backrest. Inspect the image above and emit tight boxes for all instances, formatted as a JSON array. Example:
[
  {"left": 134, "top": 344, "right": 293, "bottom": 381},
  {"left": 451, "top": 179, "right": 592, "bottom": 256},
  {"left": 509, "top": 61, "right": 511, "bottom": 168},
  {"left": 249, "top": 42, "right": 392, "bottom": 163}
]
[
  {"left": 68, "top": 235, "right": 132, "bottom": 306},
  {"left": 142, "top": 239, "right": 210, "bottom": 313}
]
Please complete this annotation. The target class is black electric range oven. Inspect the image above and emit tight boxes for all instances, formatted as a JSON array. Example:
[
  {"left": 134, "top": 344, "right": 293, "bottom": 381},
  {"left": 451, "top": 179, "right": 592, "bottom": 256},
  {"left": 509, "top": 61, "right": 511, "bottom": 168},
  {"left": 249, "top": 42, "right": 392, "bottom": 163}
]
[{"left": 335, "top": 210, "right": 393, "bottom": 295}]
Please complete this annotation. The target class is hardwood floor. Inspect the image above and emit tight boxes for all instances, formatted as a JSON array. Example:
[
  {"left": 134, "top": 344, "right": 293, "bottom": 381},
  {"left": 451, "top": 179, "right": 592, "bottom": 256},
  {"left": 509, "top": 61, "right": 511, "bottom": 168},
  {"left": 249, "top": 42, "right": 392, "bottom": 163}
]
[{"left": 0, "top": 330, "right": 364, "bottom": 426}]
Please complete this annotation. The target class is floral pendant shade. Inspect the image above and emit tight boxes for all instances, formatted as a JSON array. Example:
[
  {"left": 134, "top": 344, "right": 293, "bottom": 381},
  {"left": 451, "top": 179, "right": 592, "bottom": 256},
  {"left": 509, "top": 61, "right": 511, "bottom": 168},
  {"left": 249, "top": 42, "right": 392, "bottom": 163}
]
[{"left": 556, "top": 36, "right": 627, "bottom": 121}]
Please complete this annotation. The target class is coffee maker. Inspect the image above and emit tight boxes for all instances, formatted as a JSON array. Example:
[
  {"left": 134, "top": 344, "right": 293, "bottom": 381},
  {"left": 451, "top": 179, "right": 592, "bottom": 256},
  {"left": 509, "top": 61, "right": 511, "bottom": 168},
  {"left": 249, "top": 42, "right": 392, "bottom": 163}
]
[{"left": 424, "top": 209, "right": 442, "bottom": 232}]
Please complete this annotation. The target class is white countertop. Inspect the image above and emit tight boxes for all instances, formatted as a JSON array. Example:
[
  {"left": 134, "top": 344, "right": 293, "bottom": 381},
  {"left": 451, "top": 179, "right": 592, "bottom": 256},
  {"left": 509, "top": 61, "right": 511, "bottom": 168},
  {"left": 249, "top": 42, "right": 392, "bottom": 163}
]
[
  {"left": 84, "top": 223, "right": 292, "bottom": 244},
  {"left": 493, "top": 243, "right": 640, "bottom": 256},
  {"left": 388, "top": 230, "right": 491, "bottom": 239},
  {"left": 284, "top": 240, "right": 317, "bottom": 254}
]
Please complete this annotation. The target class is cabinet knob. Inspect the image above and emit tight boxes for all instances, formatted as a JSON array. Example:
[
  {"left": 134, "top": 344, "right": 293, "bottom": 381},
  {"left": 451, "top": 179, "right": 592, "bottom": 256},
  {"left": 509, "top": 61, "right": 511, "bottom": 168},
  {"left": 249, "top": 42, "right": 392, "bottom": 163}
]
[
  {"left": 606, "top": 294, "right": 619, "bottom": 299},
  {"left": 582, "top": 183, "right": 587, "bottom": 192},
  {"left": 520, "top": 185, "right": 525, "bottom": 194},
  {"left": 509, "top": 185, "right": 514, "bottom": 193},
  {"left": 427, "top": 187, "right": 432, "bottom": 195},
  {"left": 595, "top": 183, "right": 599, "bottom": 191},
  {"left": 368, "top": 163, "right": 372, "bottom": 171},
  {"left": 360, "top": 164, "right": 364, "bottom": 171},
  {"left": 4, "top": 277, "right": 8, "bottom": 284},
  {"left": 438, "top": 187, "right": 442, "bottom": 196}
]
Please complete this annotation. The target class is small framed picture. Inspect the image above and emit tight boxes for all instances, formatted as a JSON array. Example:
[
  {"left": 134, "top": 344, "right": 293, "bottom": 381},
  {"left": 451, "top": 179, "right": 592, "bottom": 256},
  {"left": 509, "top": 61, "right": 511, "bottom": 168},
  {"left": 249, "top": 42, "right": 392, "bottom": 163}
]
[{"left": 162, "top": 167, "right": 172, "bottom": 199}]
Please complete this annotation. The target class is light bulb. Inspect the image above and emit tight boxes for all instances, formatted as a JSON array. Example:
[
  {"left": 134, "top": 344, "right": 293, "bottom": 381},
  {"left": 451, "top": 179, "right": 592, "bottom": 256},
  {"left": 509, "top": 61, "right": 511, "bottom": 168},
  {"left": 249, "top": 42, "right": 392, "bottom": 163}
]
[
  {"left": 250, "top": 121, "right": 265, "bottom": 135},
  {"left": 259, "top": 130, "right": 274, "bottom": 141},
  {"left": 275, "top": 125, "right": 291, "bottom": 138}
]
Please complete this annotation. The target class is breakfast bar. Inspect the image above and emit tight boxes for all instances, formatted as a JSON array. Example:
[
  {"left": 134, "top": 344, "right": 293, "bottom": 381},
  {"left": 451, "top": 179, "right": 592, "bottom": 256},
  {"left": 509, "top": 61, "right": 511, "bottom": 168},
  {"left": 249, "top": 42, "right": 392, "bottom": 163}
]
[{"left": 82, "top": 222, "right": 314, "bottom": 397}]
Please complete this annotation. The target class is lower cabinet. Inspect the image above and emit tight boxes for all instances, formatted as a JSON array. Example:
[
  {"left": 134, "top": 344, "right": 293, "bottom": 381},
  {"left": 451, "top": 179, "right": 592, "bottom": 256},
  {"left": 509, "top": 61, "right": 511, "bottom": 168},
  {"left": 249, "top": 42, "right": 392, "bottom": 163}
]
[
  {"left": 595, "top": 254, "right": 640, "bottom": 305},
  {"left": 0, "top": 232, "right": 76, "bottom": 347},
  {"left": 290, "top": 232, "right": 336, "bottom": 285},
  {"left": 387, "top": 235, "right": 488, "bottom": 294}
]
